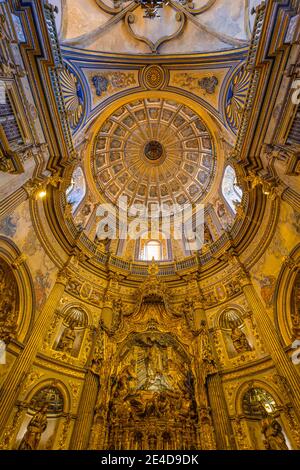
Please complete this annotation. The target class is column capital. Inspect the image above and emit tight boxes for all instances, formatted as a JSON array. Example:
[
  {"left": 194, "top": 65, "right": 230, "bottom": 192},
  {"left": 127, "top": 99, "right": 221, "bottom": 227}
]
[
  {"left": 237, "top": 269, "right": 252, "bottom": 288},
  {"left": 56, "top": 267, "right": 72, "bottom": 286}
]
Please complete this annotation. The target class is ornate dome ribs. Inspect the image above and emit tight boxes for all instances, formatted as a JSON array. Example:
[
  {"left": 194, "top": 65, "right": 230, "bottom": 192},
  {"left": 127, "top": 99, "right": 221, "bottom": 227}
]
[{"left": 92, "top": 98, "right": 216, "bottom": 208}]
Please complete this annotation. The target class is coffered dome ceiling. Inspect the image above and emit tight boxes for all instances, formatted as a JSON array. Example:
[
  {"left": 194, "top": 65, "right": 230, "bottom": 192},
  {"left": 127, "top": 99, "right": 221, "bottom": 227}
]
[{"left": 92, "top": 98, "right": 216, "bottom": 207}]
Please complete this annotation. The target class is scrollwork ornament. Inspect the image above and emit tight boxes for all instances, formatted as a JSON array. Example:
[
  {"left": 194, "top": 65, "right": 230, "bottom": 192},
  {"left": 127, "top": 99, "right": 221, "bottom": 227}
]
[{"left": 58, "top": 414, "right": 72, "bottom": 450}]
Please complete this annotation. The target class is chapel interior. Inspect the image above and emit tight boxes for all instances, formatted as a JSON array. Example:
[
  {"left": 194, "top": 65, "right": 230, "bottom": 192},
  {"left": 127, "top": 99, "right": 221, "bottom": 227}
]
[{"left": 0, "top": 0, "right": 300, "bottom": 451}]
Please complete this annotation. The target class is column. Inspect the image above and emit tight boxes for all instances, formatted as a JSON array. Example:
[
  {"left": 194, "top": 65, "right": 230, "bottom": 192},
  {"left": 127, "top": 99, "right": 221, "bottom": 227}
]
[
  {"left": 240, "top": 273, "right": 300, "bottom": 414},
  {"left": 281, "top": 187, "right": 300, "bottom": 213},
  {"left": 0, "top": 187, "right": 28, "bottom": 220},
  {"left": 0, "top": 269, "right": 68, "bottom": 432},
  {"left": 69, "top": 370, "right": 99, "bottom": 450},
  {"left": 207, "top": 374, "right": 236, "bottom": 450}
]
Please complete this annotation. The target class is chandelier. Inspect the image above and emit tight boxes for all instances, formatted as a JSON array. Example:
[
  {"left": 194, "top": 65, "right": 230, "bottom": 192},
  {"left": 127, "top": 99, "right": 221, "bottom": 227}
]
[{"left": 136, "top": 0, "right": 168, "bottom": 18}]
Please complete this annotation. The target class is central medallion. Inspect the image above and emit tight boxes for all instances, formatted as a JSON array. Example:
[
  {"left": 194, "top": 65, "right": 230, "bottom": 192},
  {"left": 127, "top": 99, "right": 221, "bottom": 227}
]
[{"left": 144, "top": 140, "right": 163, "bottom": 161}]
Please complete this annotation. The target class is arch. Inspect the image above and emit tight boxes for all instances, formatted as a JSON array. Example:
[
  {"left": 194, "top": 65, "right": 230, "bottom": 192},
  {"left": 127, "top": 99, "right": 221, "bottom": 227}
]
[
  {"left": 25, "top": 379, "right": 71, "bottom": 414},
  {"left": 60, "top": 303, "right": 90, "bottom": 328},
  {"left": 66, "top": 166, "right": 86, "bottom": 213},
  {"left": 235, "top": 380, "right": 284, "bottom": 416},
  {"left": 0, "top": 236, "right": 35, "bottom": 342},
  {"left": 214, "top": 304, "right": 247, "bottom": 330},
  {"left": 221, "top": 165, "right": 243, "bottom": 213},
  {"left": 273, "top": 243, "right": 300, "bottom": 345},
  {"left": 219, "top": 308, "right": 245, "bottom": 331},
  {"left": 53, "top": 303, "right": 91, "bottom": 358},
  {"left": 242, "top": 387, "right": 277, "bottom": 417}
]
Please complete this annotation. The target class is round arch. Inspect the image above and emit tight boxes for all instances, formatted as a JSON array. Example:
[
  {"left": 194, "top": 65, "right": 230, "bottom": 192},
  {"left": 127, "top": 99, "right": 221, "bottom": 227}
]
[
  {"left": 235, "top": 379, "right": 284, "bottom": 416},
  {"left": 273, "top": 243, "right": 300, "bottom": 346},
  {"left": 24, "top": 378, "right": 71, "bottom": 414},
  {"left": 0, "top": 236, "right": 35, "bottom": 343}
]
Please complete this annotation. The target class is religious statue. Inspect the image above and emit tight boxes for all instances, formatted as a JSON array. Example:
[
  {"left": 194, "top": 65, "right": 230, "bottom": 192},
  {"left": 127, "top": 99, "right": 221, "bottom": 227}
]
[
  {"left": 114, "top": 360, "right": 137, "bottom": 396},
  {"left": 19, "top": 404, "right": 48, "bottom": 450},
  {"left": 198, "top": 321, "right": 217, "bottom": 381},
  {"left": 90, "top": 331, "right": 104, "bottom": 376},
  {"left": 57, "top": 322, "right": 76, "bottom": 355},
  {"left": 111, "top": 297, "right": 123, "bottom": 333},
  {"left": 231, "top": 327, "right": 252, "bottom": 354},
  {"left": 182, "top": 295, "right": 197, "bottom": 333},
  {"left": 261, "top": 414, "right": 289, "bottom": 450}
]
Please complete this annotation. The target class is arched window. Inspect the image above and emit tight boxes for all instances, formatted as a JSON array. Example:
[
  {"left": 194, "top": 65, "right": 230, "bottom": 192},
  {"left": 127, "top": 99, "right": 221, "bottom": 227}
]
[
  {"left": 143, "top": 240, "right": 162, "bottom": 261},
  {"left": 222, "top": 165, "right": 243, "bottom": 213},
  {"left": 66, "top": 166, "right": 86, "bottom": 213}
]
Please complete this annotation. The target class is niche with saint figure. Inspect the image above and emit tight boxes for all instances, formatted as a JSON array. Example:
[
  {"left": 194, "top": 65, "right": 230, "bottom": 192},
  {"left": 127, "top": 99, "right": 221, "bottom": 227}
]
[
  {"left": 0, "top": 258, "right": 19, "bottom": 344},
  {"left": 54, "top": 306, "right": 88, "bottom": 358},
  {"left": 219, "top": 308, "right": 252, "bottom": 358},
  {"left": 15, "top": 386, "right": 64, "bottom": 450},
  {"left": 241, "top": 387, "right": 292, "bottom": 450}
]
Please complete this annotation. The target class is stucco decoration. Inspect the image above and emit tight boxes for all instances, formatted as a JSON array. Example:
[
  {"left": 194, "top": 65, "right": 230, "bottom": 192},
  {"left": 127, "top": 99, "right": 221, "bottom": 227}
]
[
  {"left": 85, "top": 69, "right": 138, "bottom": 108},
  {"left": 60, "top": 0, "right": 250, "bottom": 54},
  {"left": 60, "top": 65, "right": 85, "bottom": 131},
  {"left": 225, "top": 66, "right": 251, "bottom": 134}
]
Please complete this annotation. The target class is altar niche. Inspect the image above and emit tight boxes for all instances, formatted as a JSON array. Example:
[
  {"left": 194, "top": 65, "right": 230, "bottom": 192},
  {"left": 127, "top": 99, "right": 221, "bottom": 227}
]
[{"left": 102, "top": 331, "right": 199, "bottom": 450}]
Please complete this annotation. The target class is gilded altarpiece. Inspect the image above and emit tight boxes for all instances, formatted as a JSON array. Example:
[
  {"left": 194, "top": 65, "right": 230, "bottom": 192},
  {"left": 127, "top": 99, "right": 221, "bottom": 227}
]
[{"left": 89, "top": 268, "right": 216, "bottom": 450}]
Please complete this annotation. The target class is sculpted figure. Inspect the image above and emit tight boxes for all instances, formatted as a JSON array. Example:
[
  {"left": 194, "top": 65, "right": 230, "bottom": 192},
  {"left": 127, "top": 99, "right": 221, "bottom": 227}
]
[
  {"left": 19, "top": 405, "right": 48, "bottom": 450},
  {"left": 231, "top": 327, "right": 252, "bottom": 354},
  {"left": 114, "top": 360, "right": 136, "bottom": 396},
  {"left": 57, "top": 322, "right": 76, "bottom": 355},
  {"left": 261, "top": 415, "right": 289, "bottom": 450}
]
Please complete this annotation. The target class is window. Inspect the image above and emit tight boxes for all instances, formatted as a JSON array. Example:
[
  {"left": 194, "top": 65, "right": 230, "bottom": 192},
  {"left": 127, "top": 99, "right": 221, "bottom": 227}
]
[
  {"left": 143, "top": 240, "right": 162, "bottom": 261},
  {"left": 222, "top": 165, "right": 243, "bottom": 213},
  {"left": 66, "top": 166, "right": 86, "bottom": 213}
]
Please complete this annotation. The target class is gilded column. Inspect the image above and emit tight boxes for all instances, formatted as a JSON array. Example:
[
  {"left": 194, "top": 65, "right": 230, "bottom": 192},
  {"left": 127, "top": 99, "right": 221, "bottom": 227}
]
[
  {"left": 70, "top": 325, "right": 105, "bottom": 450},
  {"left": 195, "top": 279, "right": 235, "bottom": 450},
  {"left": 69, "top": 370, "right": 99, "bottom": 449},
  {"left": 281, "top": 187, "right": 300, "bottom": 213},
  {"left": 207, "top": 373, "right": 236, "bottom": 450},
  {"left": 240, "top": 272, "right": 300, "bottom": 413},
  {"left": 0, "top": 269, "right": 68, "bottom": 432}
]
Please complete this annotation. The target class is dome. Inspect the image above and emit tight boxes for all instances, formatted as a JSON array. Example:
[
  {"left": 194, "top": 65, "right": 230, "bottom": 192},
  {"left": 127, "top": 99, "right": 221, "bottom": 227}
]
[{"left": 92, "top": 98, "right": 216, "bottom": 209}]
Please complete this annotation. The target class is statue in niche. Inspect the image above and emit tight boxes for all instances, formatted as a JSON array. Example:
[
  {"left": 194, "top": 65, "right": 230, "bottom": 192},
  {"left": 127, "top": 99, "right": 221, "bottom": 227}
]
[
  {"left": 231, "top": 326, "right": 252, "bottom": 354},
  {"left": 261, "top": 414, "right": 289, "bottom": 450},
  {"left": 18, "top": 404, "right": 48, "bottom": 450},
  {"left": 57, "top": 322, "right": 76, "bottom": 355}
]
